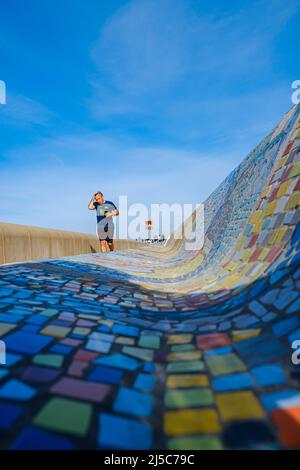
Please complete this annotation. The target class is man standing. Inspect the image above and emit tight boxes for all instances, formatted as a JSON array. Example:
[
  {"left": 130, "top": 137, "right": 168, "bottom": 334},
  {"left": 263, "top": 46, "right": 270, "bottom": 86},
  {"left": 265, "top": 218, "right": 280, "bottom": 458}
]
[{"left": 88, "top": 192, "right": 119, "bottom": 253}]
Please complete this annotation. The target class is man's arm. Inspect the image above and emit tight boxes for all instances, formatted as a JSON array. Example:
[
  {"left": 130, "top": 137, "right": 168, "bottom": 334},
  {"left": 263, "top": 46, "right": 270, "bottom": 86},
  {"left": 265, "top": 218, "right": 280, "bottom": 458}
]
[
  {"left": 105, "top": 207, "right": 119, "bottom": 217},
  {"left": 88, "top": 194, "right": 96, "bottom": 210}
]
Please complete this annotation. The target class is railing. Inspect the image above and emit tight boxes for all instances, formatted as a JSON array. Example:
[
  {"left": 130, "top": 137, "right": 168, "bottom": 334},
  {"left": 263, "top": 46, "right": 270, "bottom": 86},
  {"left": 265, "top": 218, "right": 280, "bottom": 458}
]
[{"left": 0, "top": 222, "right": 141, "bottom": 265}]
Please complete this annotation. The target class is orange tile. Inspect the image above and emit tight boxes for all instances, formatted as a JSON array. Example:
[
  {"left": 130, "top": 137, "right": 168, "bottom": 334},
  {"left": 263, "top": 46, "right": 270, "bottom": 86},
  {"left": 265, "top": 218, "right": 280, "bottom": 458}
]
[{"left": 271, "top": 405, "right": 300, "bottom": 447}]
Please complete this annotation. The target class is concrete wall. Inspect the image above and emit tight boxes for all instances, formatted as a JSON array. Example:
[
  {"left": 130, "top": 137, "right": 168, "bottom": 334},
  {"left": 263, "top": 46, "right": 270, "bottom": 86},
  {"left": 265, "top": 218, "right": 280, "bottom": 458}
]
[{"left": 0, "top": 222, "right": 141, "bottom": 265}]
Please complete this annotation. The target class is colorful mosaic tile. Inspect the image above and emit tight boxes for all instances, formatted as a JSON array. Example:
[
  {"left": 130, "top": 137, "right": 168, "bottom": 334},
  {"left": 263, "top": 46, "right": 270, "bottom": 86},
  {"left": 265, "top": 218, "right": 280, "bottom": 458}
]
[{"left": 1, "top": 105, "right": 300, "bottom": 449}]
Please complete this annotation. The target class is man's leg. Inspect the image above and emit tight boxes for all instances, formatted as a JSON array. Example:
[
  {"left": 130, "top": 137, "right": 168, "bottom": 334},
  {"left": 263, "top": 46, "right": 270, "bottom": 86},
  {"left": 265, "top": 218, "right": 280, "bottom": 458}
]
[
  {"left": 107, "top": 240, "right": 114, "bottom": 252},
  {"left": 99, "top": 239, "right": 107, "bottom": 253}
]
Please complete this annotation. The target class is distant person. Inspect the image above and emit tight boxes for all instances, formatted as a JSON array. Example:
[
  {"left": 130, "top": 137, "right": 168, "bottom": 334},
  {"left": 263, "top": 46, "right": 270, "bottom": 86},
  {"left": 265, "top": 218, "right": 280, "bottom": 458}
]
[{"left": 88, "top": 191, "right": 119, "bottom": 253}]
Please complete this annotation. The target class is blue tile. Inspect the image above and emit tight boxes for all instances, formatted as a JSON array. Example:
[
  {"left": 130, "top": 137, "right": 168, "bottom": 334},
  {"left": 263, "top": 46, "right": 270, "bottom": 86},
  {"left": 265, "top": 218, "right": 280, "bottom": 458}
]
[
  {"left": 143, "top": 362, "right": 155, "bottom": 373},
  {"left": 0, "top": 402, "right": 22, "bottom": 429},
  {"left": 0, "top": 370, "right": 8, "bottom": 380},
  {"left": 50, "top": 344, "right": 73, "bottom": 355},
  {"left": 272, "top": 316, "right": 299, "bottom": 337},
  {"left": 288, "top": 328, "right": 300, "bottom": 343},
  {"left": 134, "top": 373, "right": 155, "bottom": 391},
  {"left": 205, "top": 345, "right": 232, "bottom": 356},
  {"left": 4, "top": 353, "right": 22, "bottom": 367},
  {"left": 234, "top": 333, "right": 287, "bottom": 366},
  {"left": 251, "top": 365, "right": 286, "bottom": 386},
  {"left": 261, "top": 390, "right": 300, "bottom": 412},
  {"left": 112, "top": 324, "right": 139, "bottom": 337},
  {"left": 93, "top": 353, "right": 140, "bottom": 371},
  {"left": 114, "top": 387, "right": 152, "bottom": 417},
  {"left": 10, "top": 426, "right": 74, "bottom": 450},
  {"left": 88, "top": 365, "right": 124, "bottom": 385},
  {"left": 21, "top": 325, "right": 41, "bottom": 333},
  {"left": 212, "top": 373, "right": 254, "bottom": 391},
  {"left": 3, "top": 331, "right": 53, "bottom": 355},
  {"left": 25, "top": 314, "right": 49, "bottom": 325},
  {"left": 0, "top": 379, "right": 36, "bottom": 401},
  {"left": 98, "top": 413, "right": 152, "bottom": 450},
  {"left": 0, "top": 313, "right": 23, "bottom": 323}
]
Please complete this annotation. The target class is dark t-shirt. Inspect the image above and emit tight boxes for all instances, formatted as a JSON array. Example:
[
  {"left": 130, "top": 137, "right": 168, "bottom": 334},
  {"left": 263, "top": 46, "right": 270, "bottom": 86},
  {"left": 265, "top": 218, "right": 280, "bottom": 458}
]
[{"left": 93, "top": 200, "right": 117, "bottom": 223}]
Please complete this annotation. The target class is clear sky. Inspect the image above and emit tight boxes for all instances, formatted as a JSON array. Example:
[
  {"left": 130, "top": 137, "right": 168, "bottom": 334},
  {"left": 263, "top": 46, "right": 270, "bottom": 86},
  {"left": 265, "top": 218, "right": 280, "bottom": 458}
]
[{"left": 0, "top": 0, "right": 299, "bottom": 236}]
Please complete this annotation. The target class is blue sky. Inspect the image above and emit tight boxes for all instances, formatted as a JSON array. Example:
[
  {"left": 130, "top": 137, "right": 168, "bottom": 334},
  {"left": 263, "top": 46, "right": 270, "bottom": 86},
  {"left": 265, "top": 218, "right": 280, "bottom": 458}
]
[{"left": 0, "top": 0, "right": 299, "bottom": 235}]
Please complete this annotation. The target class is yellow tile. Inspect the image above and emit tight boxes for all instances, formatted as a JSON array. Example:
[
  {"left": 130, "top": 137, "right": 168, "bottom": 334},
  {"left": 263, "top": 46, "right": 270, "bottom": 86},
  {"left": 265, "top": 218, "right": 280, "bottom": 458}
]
[
  {"left": 41, "top": 325, "right": 71, "bottom": 338},
  {"left": 115, "top": 336, "right": 135, "bottom": 345},
  {"left": 275, "top": 156, "right": 288, "bottom": 170},
  {"left": 252, "top": 220, "right": 264, "bottom": 233},
  {"left": 241, "top": 249, "right": 253, "bottom": 261},
  {"left": 277, "top": 181, "right": 291, "bottom": 198},
  {"left": 285, "top": 191, "right": 300, "bottom": 210},
  {"left": 167, "top": 351, "right": 202, "bottom": 362},
  {"left": 98, "top": 320, "right": 114, "bottom": 327},
  {"left": 235, "top": 237, "right": 245, "bottom": 250},
  {"left": 72, "top": 327, "right": 91, "bottom": 336},
  {"left": 166, "top": 374, "right": 209, "bottom": 389},
  {"left": 273, "top": 227, "right": 287, "bottom": 243},
  {"left": 232, "top": 329, "right": 261, "bottom": 342},
  {"left": 249, "top": 210, "right": 262, "bottom": 225},
  {"left": 264, "top": 200, "right": 277, "bottom": 217},
  {"left": 164, "top": 409, "right": 221, "bottom": 436},
  {"left": 167, "top": 335, "right": 193, "bottom": 345},
  {"left": 221, "top": 274, "right": 241, "bottom": 288},
  {"left": 257, "top": 247, "right": 270, "bottom": 260},
  {"left": 268, "top": 228, "right": 286, "bottom": 244},
  {"left": 216, "top": 392, "right": 265, "bottom": 421},
  {"left": 261, "top": 186, "right": 270, "bottom": 198}
]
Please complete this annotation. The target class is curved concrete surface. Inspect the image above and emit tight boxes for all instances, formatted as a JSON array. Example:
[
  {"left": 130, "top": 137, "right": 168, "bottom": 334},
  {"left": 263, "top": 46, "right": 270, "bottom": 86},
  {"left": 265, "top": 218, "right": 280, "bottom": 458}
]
[
  {"left": 0, "top": 105, "right": 300, "bottom": 450},
  {"left": 0, "top": 221, "right": 141, "bottom": 264}
]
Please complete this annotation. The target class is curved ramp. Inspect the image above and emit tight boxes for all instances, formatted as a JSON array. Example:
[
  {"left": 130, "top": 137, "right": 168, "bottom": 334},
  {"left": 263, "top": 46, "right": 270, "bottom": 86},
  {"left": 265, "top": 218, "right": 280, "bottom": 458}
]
[{"left": 0, "top": 105, "right": 300, "bottom": 449}]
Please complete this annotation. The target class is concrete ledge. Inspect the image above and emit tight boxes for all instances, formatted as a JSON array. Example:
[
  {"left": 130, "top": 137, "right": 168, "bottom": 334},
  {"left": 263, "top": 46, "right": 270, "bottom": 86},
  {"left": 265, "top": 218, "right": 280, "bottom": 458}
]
[{"left": 0, "top": 222, "right": 141, "bottom": 265}]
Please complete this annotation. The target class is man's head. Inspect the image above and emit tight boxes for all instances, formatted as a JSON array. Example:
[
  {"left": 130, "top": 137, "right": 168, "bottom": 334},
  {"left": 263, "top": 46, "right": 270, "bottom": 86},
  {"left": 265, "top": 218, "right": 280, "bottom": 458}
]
[{"left": 95, "top": 191, "right": 104, "bottom": 204}]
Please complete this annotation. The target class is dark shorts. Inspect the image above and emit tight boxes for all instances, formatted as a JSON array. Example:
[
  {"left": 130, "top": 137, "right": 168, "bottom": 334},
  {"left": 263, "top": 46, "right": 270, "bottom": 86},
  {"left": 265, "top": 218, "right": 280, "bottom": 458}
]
[{"left": 99, "top": 236, "right": 113, "bottom": 243}]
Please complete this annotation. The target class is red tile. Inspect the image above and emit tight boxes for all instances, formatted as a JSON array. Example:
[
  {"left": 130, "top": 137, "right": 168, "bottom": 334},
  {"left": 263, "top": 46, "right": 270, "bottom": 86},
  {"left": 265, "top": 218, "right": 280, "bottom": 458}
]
[
  {"left": 74, "top": 349, "right": 99, "bottom": 362},
  {"left": 283, "top": 141, "right": 294, "bottom": 156},
  {"left": 249, "top": 247, "right": 263, "bottom": 262},
  {"left": 51, "top": 377, "right": 111, "bottom": 403},
  {"left": 247, "top": 234, "right": 259, "bottom": 248},
  {"left": 264, "top": 245, "right": 283, "bottom": 263},
  {"left": 269, "top": 186, "right": 280, "bottom": 202},
  {"left": 196, "top": 333, "right": 230, "bottom": 350},
  {"left": 67, "top": 360, "right": 89, "bottom": 378}
]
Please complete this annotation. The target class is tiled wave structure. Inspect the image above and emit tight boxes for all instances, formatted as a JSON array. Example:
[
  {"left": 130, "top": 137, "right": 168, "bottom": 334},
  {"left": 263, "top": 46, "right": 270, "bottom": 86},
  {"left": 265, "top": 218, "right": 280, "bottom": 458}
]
[{"left": 1, "top": 105, "right": 300, "bottom": 450}]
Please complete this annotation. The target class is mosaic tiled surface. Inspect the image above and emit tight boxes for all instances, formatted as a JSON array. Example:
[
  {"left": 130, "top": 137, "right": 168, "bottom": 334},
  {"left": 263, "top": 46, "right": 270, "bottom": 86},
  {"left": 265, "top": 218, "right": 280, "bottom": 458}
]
[{"left": 1, "top": 105, "right": 300, "bottom": 449}]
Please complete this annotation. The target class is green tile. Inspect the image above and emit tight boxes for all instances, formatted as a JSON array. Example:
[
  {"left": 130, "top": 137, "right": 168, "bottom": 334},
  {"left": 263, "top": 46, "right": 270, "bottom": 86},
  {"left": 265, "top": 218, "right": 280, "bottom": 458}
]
[
  {"left": 40, "top": 309, "right": 59, "bottom": 317},
  {"left": 122, "top": 346, "right": 154, "bottom": 361},
  {"left": 167, "top": 435, "right": 223, "bottom": 450},
  {"left": 0, "top": 322, "right": 16, "bottom": 337},
  {"left": 138, "top": 335, "right": 160, "bottom": 349},
  {"left": 165, "top": 388, "right": 214, "bottom": 408},
  {"left": 33, "top": 397, "right": 92, "bottom": 436},
  {"left": 170, "top": 344, "right": 196, "bottom": 353},
  {"left": 205, "top": 353, "right": 246, "bottom": 376},
  {"left": 166, "top": 361, "right": 205, "bottom": 373},
  {"left": 33, "top": 354, "right": 64, "bottom": 368}
]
